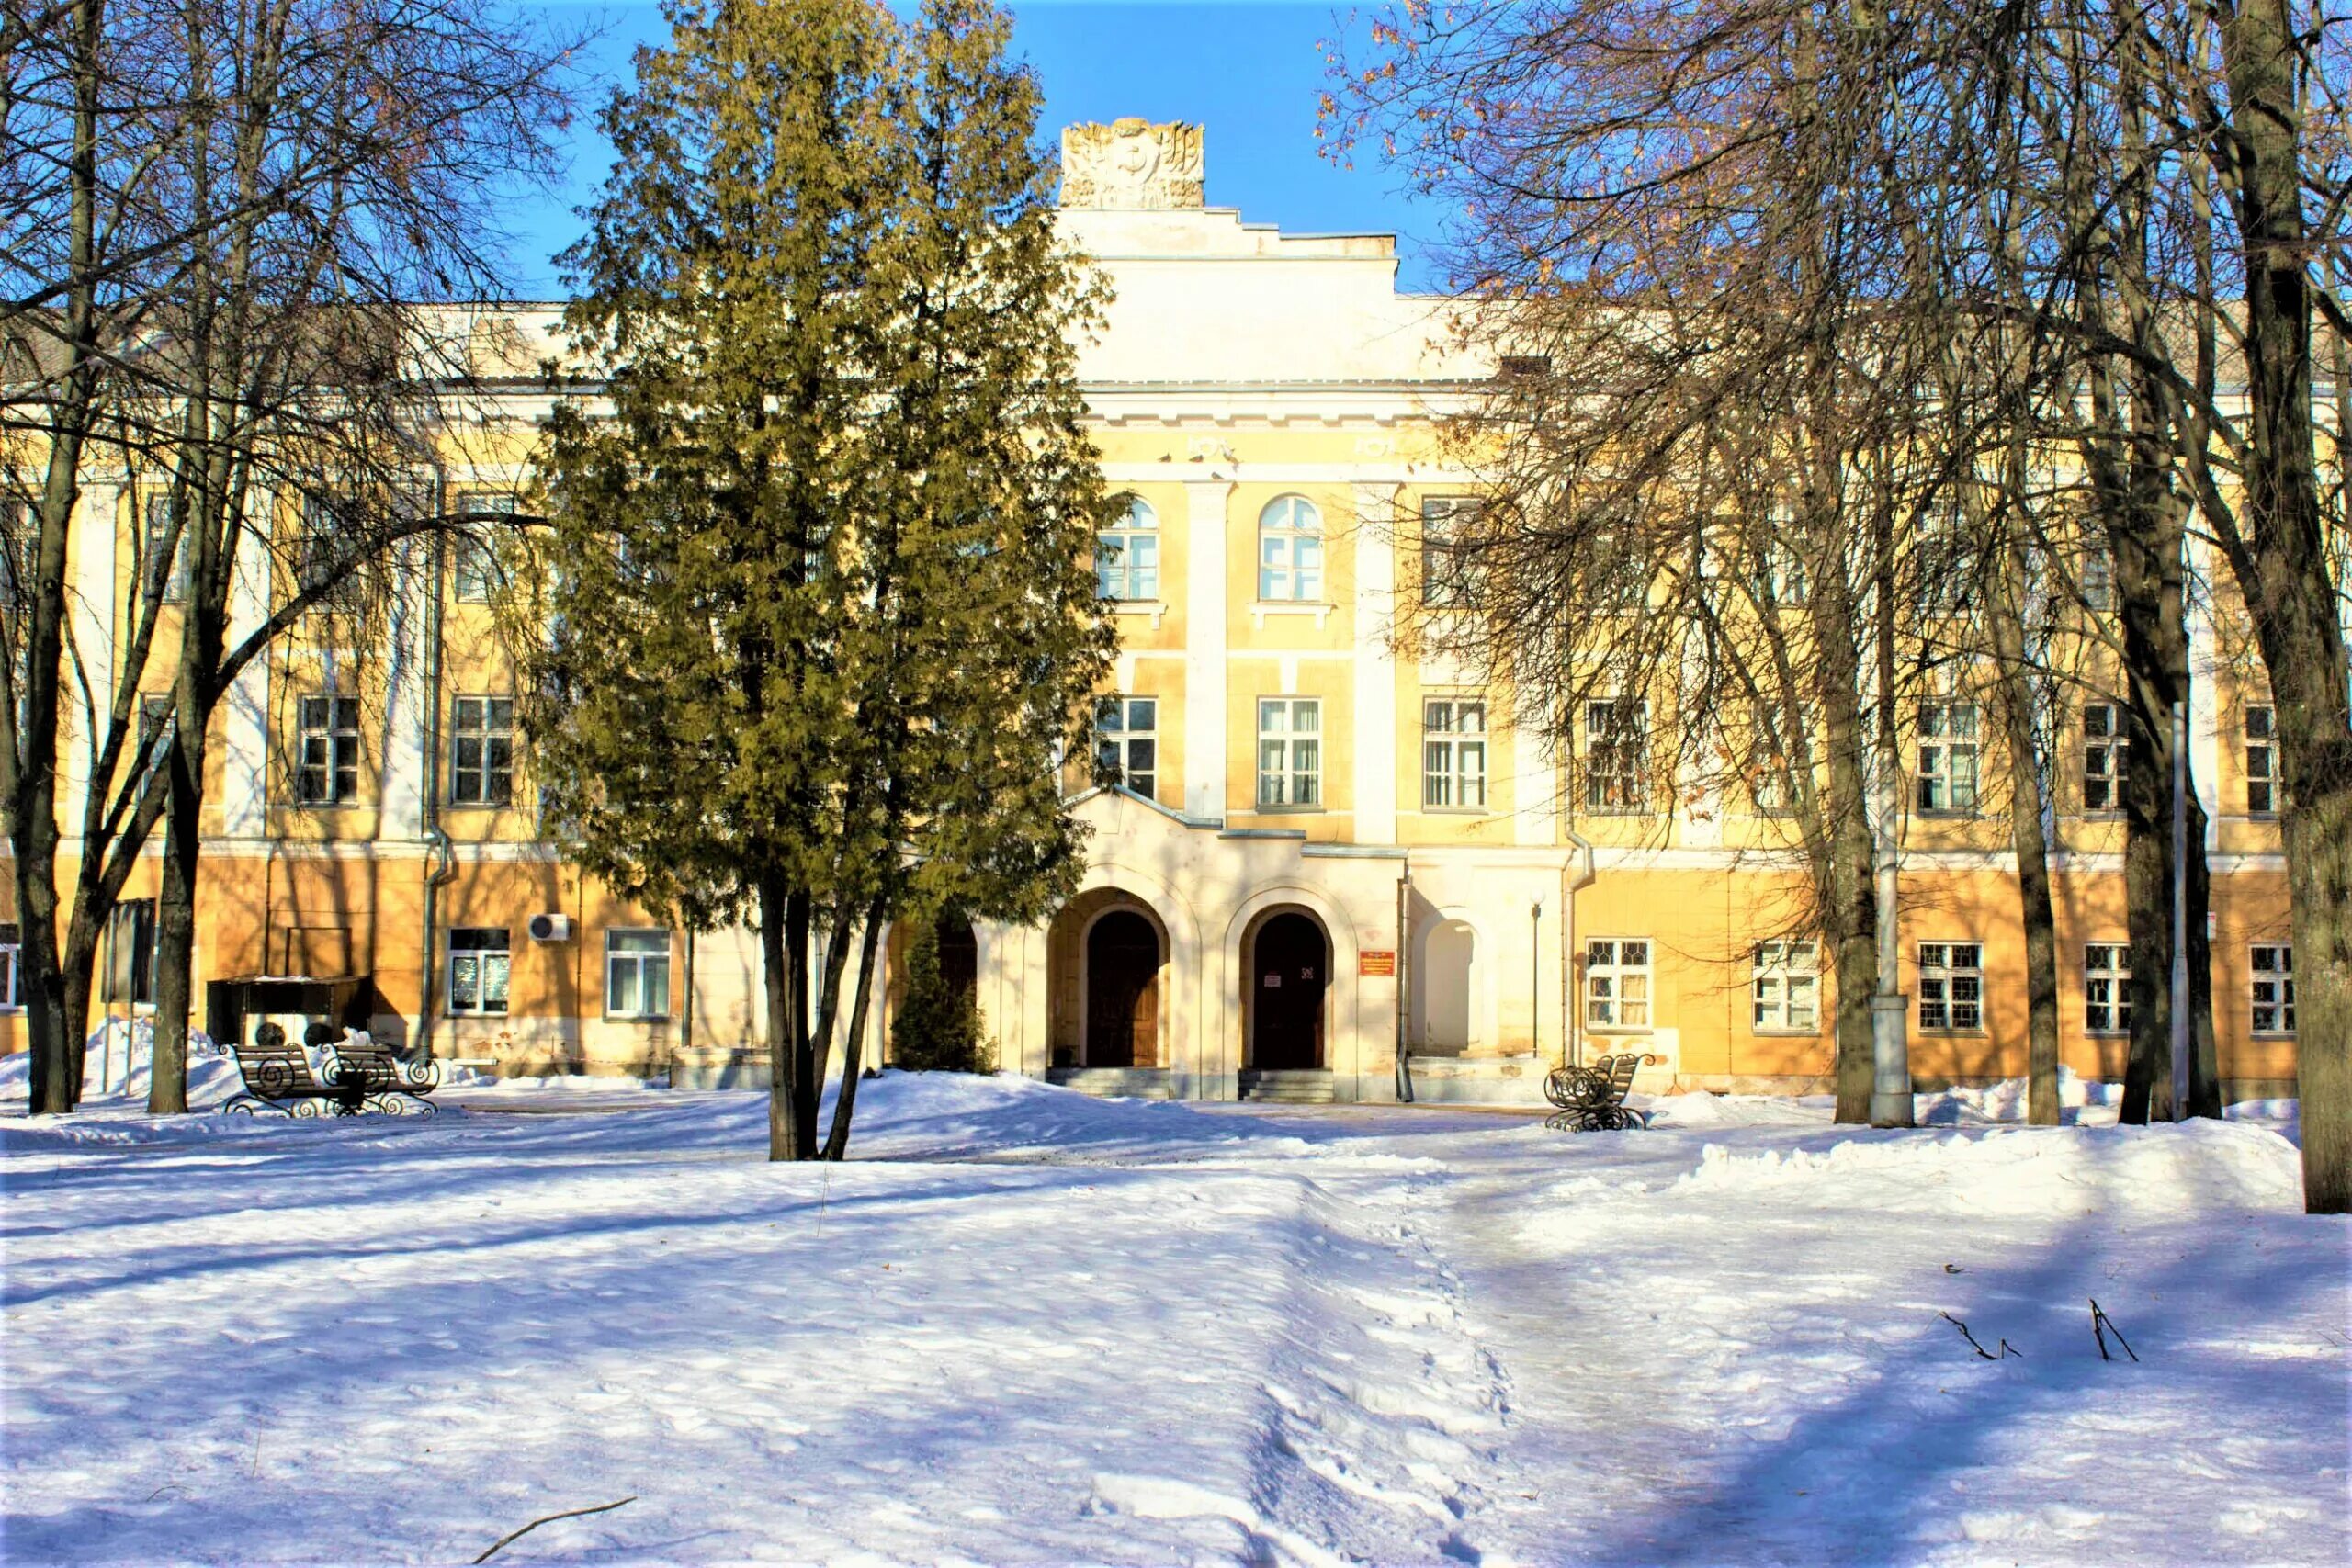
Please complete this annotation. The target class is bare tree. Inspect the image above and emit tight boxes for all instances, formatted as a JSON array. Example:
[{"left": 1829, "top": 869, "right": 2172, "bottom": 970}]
[{"left": 3, "top": 0, "right": 573, "bottom": 1111}]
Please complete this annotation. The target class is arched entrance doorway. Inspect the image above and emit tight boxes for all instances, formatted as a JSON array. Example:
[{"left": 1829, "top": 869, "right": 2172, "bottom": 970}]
[
  {"left": 1248, "top": 910, "right": 1329, "bottom": 1070},
  {"left": 1419, "top": 919, "right": 1476, "bottom": 1055},
  {"left": 1085, "top": 909, "right": 1162, "bottom": 1067}
]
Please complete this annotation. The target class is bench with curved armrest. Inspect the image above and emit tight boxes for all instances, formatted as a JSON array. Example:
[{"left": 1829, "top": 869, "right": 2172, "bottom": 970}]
[
  {"left": 1544, "top": 1050, "right": 1657, "bottom": 1132},
  {"left": 222, "top": 1024, "right": 440, "bottom": 1117}
]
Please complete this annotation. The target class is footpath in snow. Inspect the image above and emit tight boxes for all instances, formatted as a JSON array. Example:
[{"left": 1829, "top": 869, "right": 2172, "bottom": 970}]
[{"left": 1, "top": 1067, "right": 2344, "bottom": 1566}]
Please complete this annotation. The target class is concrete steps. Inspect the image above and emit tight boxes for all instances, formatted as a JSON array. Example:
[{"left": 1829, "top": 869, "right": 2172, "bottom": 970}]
[
  {"left": 1237, "top": 1069, "right": 1335, "bottom": 1104},
  {"left": 1047, "top": 1067, "right": 1173, "bottom": 1100}
]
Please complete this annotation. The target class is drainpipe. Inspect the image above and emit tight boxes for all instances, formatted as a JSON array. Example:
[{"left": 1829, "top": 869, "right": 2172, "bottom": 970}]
[
  {"left": 416, "top": 525, "right": 455, "bottom": 1061},
  {"left": 1560, "top": 829, "right": 1596, "bottom": 1069},
  {"left": 1394, "top": 860, "right": 1413, "bottom": 1102}
]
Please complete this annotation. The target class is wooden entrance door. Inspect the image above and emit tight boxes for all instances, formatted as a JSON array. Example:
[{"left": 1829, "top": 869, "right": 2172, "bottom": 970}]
[
  {"left": 1250, "top": 912, "right": 1328, "bottom": 1070},
  {"left": 1085, "top": 910, "right": 1159, "bottom": 1067}
]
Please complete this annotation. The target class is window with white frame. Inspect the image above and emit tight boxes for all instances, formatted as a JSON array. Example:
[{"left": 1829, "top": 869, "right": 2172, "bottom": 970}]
[
  {"left": 1751, "top": 732, "right": 1800, "bottom": 815},
  {"left": 2246, "top": 705, "right": 2278, "bottom": 815},
  {"left": 2083, "top": 702, "right": 2126, "bottom": 811},
  {"left": 605, "top": 929, "right": 672, "bottom": 1019},
  {"left": 1097, "top": 498, "right": 1159, "bottom": 602},
  {"left": 2251, "top": 944, "right": 2296, "bottom": 1034},
  {"left": 0, "top": 922, "right": 20, "bottom": 1009},
  {"left": 1585, "top": 939, "right": 1653, "bottom": 1029},
  {"left": 2085, "top": 942, "right": 2131, "bottom": 1034},
  {"left": 1256, "top": 697, "right": 1321, "bottom": 807},
  {"left": 1257, "top": 495, "right": 1324, "bottom": 602},
  {"left": 1761, "top": 538, "right": 1809, "bottom": 607},
  {"left": 295, "top": 694, "right": 361, "bottom": 804},
  {"left": 447, "top": 927, "right": 509, "bottom": 1017},
  {"left": 296, "top": 495, "right": 349, "bottom": 600},
  {"left": 1915, "top": 505, "right": 1976, "bottom": 616},
  {"left": 1917, "top": 942, "right": 1984, "bottom": 1032},
  {"left": 142, "top": 492, "right": 188, "bottom": 604},
  {"left": 2082, "top": 547, "right": 2115, "bottom": 611},
  {"left": 1582, "top": 699, "right": 1647, "bottom": 813},
  {"left": 1422, "top": 698, "right": 1487, "bottom": 808},
  {"left": 453, "top": 491, "right": 514, "bottom": 603},
  {"left": 0, "top": 496, "right": 25, "bottom": 609},
  {"left": 1917, "top": 699, "right": 1980, "bottom": 812},
  {"left": 450, "top": 695, "right": 514, "bottom": 807},
  {"left": 1751, "top": 940, "right": 1819, "bottom": 1032},
  {"left": 1420, "top": 497, "right": 1481, "bottom": 607},
  {"left": 1094, "top": 695, "right": 1158, "bottom": 799}
]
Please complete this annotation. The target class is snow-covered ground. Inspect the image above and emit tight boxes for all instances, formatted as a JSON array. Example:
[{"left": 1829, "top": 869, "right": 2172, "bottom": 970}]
[{"left": 2, "top": 1070, "right": 2343, "bottom": 1566}]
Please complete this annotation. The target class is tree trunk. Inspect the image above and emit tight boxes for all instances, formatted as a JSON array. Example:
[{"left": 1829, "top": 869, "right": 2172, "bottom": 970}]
[
  {"left": 786, "top": 886, "right": 818, "bottom": 1158},
  {"left": 763, "top": 874, "right": 800, "bottom": 1162},
  {"left": 147, "top": 729, "right": 203, "bottom": 1114},
  {"left": 1988, "top": 539, "right": 2062, "bottom": 1125},
  {"left": 1815, "top": 558, "right": 1879, "bottom": 1122},
  {"left": 821, "top": 902, "right": 887, "bottom": 1160},
  {"left": 2219, "top": 0, "right": 2352, "bottom": 1212}
]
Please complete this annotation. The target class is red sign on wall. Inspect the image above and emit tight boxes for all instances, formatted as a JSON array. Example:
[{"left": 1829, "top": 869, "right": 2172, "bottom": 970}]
[{"left": 1359, "top": 950, "right": 1396, "bottom": 976}]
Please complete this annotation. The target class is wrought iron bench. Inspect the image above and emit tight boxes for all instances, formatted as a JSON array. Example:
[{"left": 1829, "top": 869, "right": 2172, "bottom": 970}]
[
  {"left": 222, "top": 1025, "right": 439, "bottom": 1117},
  {"left": 327, "top": 1033, "right": 443, "bottom": 1115},
  {"left": 1544, "top": 1051, "right": 1657, "bottom": 1132}
]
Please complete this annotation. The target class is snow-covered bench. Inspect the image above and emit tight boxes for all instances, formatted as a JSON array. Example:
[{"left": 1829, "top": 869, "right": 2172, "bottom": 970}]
[
  {"left": 1544, "top": 1051, "right": 1656, "bottom": 1132},
  {"left": 222, "top": 1025, "right": 439, "bottom": 1118}
]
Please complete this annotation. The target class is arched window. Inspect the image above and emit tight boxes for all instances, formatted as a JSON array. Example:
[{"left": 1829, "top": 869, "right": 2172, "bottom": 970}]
[
  {"left": 1258, "top": 495, "right": 1323, "bottom": 602},
  {"left": 1097, "top": 498, "right": 1159, "bottom": 601}
]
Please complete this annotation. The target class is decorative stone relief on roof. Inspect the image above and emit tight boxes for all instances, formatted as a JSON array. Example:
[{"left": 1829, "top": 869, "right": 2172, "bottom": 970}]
[{"left": 1059, "top": 119, "right": 1205, "bottom": 209}]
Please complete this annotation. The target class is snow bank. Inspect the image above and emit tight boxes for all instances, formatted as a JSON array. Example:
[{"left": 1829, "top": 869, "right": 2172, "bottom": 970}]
[{"left": 1668, "top": 1117, "right": 2304, "bottom": 1217}]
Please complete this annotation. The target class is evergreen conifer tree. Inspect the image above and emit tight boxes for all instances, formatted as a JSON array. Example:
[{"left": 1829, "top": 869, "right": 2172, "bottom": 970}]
[{"left": 525, "top": 0, "right": 1114, "bottom": 1158}]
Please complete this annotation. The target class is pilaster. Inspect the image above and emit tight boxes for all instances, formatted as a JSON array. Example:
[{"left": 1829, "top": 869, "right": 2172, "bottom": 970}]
[
  {"left": 1351, "top": 480, "right": 1399, "bottom": 844},
  {"left": 1182, "top": 479, "right": 1231, "bottom": 819},
  {"left": 219, "top": 492, "right": 275, "bottom": 836}
]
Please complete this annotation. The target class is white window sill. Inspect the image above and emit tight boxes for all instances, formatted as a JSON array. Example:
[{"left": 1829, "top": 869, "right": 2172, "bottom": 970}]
[
  {"left": 1250, "top": 600, "right": 1335, "bottom": 629},
  {"left": 1107, "top": 598, "right": 1169, "bottom": 628}
]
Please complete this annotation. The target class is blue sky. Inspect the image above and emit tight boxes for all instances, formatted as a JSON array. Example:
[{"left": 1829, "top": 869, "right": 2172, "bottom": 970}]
[{"left": 509, "top": 1, "right": 1442, "bottom": 297}]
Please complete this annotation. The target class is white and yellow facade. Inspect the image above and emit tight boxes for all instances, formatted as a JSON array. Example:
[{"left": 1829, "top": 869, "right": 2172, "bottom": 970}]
[{"left": 4, "top": 121, "right": 2305, "bottom": 1102}]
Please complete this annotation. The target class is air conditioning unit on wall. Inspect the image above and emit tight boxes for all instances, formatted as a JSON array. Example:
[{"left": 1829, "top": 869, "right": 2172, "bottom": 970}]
[{"left": 527, "top": 912, "right": 572, "bottom": 942}]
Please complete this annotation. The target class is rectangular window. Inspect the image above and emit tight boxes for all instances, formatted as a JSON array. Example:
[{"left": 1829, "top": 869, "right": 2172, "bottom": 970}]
[
  {"left": 1094, "top": 695, "right": 1158, "bottom": 800},
  {"left": 2085, "top": 942, "right": 2131, "bottom": 1035},
  {"left": 0, "top": 922, "right": 21, "bottom": 1009},
  {"left": 1762, "top": 540, "right": 1808, "bottom": 607},
  {"left": 1096, "top": 499, "right": 1159, "bottom": 601},
  {"left": 1582, "top": 699, "right": 1647, "bottom": 814},
  {"left": 1751, "top": 736, "right": 1800, "bottom": 816},
  {"left": 296, "top": 496, "right": 345, "bottom": 599},
  {"left": 447, "top": 928, "right": 510, "bottom": 1017},
  {"left": 0, "top": 496, "right": 26, "bottom": 609},
  {"left": 1421, "top": 698, "right": 1487, "bottom": 809},
  {"left": 1420, "top": 497, "right": 1480, "bottom": 607},
  {"left": 138, "top": 692, "right": 174, "bottom": 756},
  {"left": 143, "top": 492, "right": 188, "bottom": 604},
  {"left": 296, "top": 695, "right": 361, "bottom": 804},
  {"left": 2246, "top": 705, "right": 2278, "bottom": 815},
  {"left": 1916, "top": 507, "right": 1975, "bottom": 616},
  {"left": 450, "top": 695, "right": 515, "bottom": 807},
  {"left": 2082, "top": 548, "right": 2115, "bottom": 612},
  {"left": 2083, "top": 703, "right": 2126, "bottom": 811},
  {"left": 605, "top": 929, "right": 672, "bottom": 1019},
  {"left": 1917, "top": 700, "right": 1980, "bottom": 812},
  {"left": 1256, "top": 697, "right": 1321, "bottom": 808},
  {"left": 1585, "top": 938, "right": 1653, "bottom": 1030},
  {"left": 2251, "top": 944, "right": 2296, "bottom": 1035},
  {"left": 451, "top": 491, "right": 514, "bottom": 603},
  {"left": 1751, "top": 940, "right": 1820, "bottom": 1032},
  {"left": 1918, "top": 942, "right": 1984, "bottom": 1032}
]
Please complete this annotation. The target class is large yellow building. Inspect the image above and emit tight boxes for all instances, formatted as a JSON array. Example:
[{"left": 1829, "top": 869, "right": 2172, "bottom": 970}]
[{"left": 6, "top": 121, "right": 2303, "bottom": 1104}]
